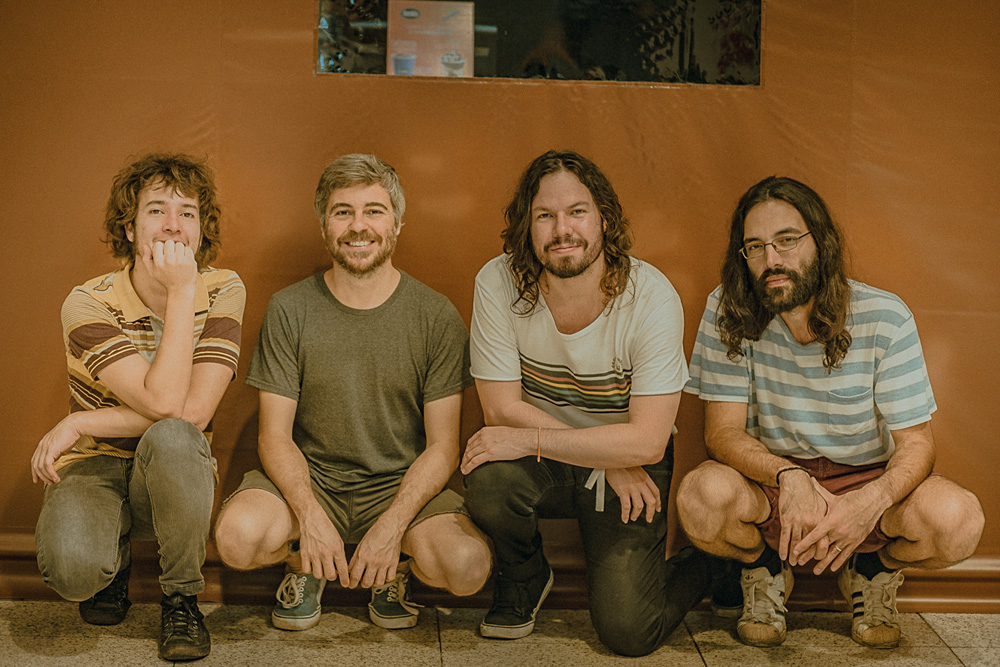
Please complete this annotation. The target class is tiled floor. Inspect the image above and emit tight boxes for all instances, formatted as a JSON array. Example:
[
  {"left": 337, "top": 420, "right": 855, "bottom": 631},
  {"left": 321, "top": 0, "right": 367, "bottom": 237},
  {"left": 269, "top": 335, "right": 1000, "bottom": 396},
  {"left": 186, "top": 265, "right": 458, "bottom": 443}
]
[{"left": 0, "top": 600, "right": 997, "bottom": 666}]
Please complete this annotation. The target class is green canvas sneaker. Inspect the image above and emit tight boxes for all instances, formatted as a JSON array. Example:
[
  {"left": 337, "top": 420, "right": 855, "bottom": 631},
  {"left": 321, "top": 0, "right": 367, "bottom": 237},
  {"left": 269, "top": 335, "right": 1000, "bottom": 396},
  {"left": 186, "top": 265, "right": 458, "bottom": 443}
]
[
  {"left": 272, "top": 570, "right": 326, "bottom": 631},
  {"left": 369, "top": 569, "right": 422, "bottom": 629}
]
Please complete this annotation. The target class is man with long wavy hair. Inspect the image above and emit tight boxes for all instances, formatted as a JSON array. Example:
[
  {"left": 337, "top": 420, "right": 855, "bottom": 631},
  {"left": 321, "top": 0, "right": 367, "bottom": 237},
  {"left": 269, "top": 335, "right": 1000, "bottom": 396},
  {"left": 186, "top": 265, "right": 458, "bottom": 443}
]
[
  {"left": 31, "top": 153, "right": 246, "bottom": 661},
  {"left": 462, "top": 150, "right": 722, "bottom": 656},
  {"left": 678, "top": 176, "right": 984, "bottom": 649}
]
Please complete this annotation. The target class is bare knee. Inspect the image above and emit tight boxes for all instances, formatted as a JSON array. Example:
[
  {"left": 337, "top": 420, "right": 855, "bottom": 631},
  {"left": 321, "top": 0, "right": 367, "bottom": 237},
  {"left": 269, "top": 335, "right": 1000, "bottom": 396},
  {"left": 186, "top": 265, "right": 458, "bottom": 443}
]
[
  {"left": 676, "top": 462, "right": 745, "bottom": 541},
  {"left": 441, "top": 536, "right": 492, "bottom": 596},
  {"left": 922, "top": 485, "right": 985, "bottom": 564},
  {"left": 214, "top": 493, "right": 290, "bottom": 570}
]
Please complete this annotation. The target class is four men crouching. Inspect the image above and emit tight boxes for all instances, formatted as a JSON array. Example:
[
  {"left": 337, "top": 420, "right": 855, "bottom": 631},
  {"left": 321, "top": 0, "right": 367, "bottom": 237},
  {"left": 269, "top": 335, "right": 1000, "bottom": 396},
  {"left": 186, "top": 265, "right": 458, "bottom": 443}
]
[{"left": 32, "top": 153, "right": 983, "bottom": 659}]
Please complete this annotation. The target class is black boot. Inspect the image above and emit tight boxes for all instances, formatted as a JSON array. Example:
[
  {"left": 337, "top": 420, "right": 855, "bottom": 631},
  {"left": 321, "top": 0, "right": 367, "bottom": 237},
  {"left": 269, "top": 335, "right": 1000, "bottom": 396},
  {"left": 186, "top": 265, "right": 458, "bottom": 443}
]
[{"left": 159, "top": 593, "right": 211, "bottom": 661}]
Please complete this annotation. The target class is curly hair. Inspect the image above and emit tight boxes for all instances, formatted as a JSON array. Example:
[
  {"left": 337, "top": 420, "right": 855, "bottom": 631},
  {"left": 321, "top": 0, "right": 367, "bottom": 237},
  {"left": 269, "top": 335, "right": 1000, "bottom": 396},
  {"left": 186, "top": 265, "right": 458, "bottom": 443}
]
[
  {"left": 104, "top": 153, "right": 222, "bottom": 267},
  {"left": 717, "top": 176, "right": 852, "bottom": 371},
  {"left": 314, "top": 153, "right": 405, "bottom": 229},
  {"left": 502, "top": 150, "right": 633, "bottom": 314}
]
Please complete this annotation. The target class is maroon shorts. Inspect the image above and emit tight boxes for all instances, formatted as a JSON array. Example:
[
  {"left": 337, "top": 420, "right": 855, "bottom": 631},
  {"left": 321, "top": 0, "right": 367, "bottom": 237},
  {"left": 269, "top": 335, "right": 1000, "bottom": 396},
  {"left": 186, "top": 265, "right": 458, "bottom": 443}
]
[{"left": 757, "top": 456, "right": 893, "bottom": 553}]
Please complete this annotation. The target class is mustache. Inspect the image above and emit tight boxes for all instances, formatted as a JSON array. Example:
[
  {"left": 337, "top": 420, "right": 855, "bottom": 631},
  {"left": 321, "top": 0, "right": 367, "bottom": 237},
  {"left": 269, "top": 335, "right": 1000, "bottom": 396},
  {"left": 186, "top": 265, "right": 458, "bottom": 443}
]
[
  {"left": 544, "top": 235, "right": 586, "bottom": 252},
  {"left": 338, "top": 231, "right": 381, "bottom": 243}
]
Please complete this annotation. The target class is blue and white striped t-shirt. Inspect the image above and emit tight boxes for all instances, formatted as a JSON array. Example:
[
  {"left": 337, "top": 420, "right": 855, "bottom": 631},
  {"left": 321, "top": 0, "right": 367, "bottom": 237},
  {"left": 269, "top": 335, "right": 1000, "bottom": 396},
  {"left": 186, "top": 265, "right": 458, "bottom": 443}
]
[{"left": 685, "top": 281, "right": 936, "bottom": 465}]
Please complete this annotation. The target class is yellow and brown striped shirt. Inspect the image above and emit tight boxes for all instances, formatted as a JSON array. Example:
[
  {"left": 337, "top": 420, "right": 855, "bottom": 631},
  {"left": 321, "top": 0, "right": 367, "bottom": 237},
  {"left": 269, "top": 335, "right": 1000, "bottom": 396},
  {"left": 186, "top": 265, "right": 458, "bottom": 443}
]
[{"left": 56, "top": 266, "right": 245, "bottom": 469}]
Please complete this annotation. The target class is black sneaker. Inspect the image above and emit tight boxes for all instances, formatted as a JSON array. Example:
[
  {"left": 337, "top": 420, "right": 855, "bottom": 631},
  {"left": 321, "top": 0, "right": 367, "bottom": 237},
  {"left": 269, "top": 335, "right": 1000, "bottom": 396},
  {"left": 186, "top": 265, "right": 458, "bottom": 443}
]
[
  {"left": 710, "top": 559, "right": 744, "bottom": 618},
  {"left": 480, "top": 559, "right": 554, "bottom": 640},
  {"left": 159, "top": 593, "right": 211, "bottom": 661},
  {"left": 79, "top": 564, "right": 132, "bottom": 625}
]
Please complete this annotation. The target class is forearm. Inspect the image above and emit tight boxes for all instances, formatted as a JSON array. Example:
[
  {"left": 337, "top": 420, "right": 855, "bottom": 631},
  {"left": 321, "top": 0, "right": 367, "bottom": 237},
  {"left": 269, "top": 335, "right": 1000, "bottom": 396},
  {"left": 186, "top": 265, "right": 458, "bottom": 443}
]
[
  {"left": 707, "top": 425, "right": 799, "bottom": 487},
  {"left": 66, "top": 406, "right": 155, "bottom": 439},
  {"left": 141, "top": 289, "right": 196, "bottom": 415},
  {"left": 377, "top": 446, "right": 457, "bottom": 536},
  {"left": 258, "top": 434, "right": 324, "bottom": 522},
  {"left": 855, "top": 422, "right": 935, "bottom": 512}
]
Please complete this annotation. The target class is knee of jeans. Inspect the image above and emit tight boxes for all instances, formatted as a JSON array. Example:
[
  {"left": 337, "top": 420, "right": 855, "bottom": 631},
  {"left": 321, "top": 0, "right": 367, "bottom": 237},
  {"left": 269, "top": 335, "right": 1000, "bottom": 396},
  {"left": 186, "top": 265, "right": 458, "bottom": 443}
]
[
  {"left": 464, "top": 461, "right": 529, "bottom": 525},
  {"left": 41, "top": 555, "right": 112, "bottom": 602},
  {"left": 137, "top": 418, "right": 210, "bottom": 464},
  {"left": 592, "top": 608, "right": 660, "bottom": 657}
]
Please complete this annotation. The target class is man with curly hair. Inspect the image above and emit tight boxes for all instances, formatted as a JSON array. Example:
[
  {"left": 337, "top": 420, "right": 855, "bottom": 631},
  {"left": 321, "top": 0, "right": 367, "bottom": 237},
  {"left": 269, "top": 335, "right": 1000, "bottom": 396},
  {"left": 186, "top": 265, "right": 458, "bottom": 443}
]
[
  {"left": 462, "top": 150, "right": 722, "bottom": 656},
  {"left": 31, "top": 153, "right": 245, "bottom": 661},
  {"left": 677, "top": 176, "right": 984, "bottom": 649}
]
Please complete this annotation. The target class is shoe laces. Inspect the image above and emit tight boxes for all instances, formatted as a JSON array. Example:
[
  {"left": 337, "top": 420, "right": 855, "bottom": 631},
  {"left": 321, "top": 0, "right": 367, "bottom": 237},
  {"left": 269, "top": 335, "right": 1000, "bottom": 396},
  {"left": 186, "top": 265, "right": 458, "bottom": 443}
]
[
  {"left": 743, "top": 568, "right": 787, "bottom": 623},
  {"left": 859, "top": 570, "right": 903, "bottom": 627},
  {"left": 373, "top": 573, "right": 422, "bottom": 613},
  {"left": 161, "top": 596, "right": 203, "bottom": 639},
  {"left": 493, "top": 577, "right": 531, "bottom": 616},
  {"left": 275, "top": 572, "right": 307, "bottom": 609}
]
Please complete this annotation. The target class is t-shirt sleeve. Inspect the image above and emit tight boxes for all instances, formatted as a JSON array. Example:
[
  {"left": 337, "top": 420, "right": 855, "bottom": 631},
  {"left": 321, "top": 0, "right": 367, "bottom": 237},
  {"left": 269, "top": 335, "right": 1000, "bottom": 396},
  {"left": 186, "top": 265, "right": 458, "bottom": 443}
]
[
  {"left": 246, "top": 292, "right": 302, "bottom": 401},
  {"left": 628, "top": 272, "right": 690, "bottom": 395},
  {"left": 62, "top": 288, "right": 138, "bottom": 379},
  {"left": 685, "top": 289, "right": 751, "bottom": 402},
  {"left": 470, "top": 260, "right": 521, "bottom": 381},
  {"left": 873, "top": 309, "right": 936, "bottom": 429},
  {"left": 422, "top": 299, "right": 473, "bottom": 404},
  {"left": 194, "top": 270, "right": 245, "bottom": 377}
]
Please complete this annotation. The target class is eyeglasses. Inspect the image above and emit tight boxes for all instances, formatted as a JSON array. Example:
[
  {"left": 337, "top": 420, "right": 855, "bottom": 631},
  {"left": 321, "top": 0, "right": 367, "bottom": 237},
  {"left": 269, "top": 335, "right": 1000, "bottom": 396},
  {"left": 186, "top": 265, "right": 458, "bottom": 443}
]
[{"left": 740, "top": 231, "right": 812, "bottom": 259}]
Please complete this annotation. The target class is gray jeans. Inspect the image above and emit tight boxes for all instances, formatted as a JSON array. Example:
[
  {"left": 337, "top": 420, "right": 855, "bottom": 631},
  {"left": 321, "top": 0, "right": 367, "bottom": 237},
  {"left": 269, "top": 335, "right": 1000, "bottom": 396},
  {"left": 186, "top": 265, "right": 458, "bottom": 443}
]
[{"left": 35, "top": 418, "right": 215, "bottom": 599}]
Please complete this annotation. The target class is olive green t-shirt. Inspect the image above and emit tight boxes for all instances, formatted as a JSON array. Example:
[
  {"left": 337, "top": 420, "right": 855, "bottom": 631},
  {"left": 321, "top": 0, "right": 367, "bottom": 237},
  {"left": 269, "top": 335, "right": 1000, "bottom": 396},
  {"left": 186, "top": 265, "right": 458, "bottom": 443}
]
[{"left": 247, "top": 271, "right": 472, "bottom": 491}]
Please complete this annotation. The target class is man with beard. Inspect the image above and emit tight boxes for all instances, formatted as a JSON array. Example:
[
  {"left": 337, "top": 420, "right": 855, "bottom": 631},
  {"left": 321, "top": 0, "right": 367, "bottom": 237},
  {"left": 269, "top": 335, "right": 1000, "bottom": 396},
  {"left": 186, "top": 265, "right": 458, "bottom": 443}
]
[
  {"left": 462, "top": 150, "right": 723, "bottom": 657},
  {"left": 214, "top": 154, "right": 491, "bottom": 631},
  {"left": 677, "top": 176, "right": 984, "bottom": 649}
]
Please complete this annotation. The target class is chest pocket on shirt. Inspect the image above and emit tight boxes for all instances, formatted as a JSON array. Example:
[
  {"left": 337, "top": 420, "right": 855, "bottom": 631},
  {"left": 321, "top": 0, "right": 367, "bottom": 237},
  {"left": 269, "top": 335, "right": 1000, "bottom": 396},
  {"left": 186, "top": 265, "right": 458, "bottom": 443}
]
[{"left": 826, "top": 387, "right": 876, "bottom": 436}]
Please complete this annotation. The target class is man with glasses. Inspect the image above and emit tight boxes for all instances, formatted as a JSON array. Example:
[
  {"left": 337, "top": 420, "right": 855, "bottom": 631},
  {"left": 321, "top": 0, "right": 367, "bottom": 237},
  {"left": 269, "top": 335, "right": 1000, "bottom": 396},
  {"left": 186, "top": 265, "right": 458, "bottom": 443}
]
[{"left": 677, "top": 176, "right": 984, "bottom": 649}]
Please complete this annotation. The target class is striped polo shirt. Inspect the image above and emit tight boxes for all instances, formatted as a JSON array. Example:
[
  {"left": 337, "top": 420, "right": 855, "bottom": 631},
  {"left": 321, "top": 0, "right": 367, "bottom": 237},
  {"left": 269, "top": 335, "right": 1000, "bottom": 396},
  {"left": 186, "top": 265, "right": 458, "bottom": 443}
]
[
  {"left": 471, "top": 255, "right": 689, "bottom": 429},
  {"left": 56, "top": 266, "right": 245, "bottom": 469},
  {"left": 686, "top": 281, "right": 935, "bottom": 464}
]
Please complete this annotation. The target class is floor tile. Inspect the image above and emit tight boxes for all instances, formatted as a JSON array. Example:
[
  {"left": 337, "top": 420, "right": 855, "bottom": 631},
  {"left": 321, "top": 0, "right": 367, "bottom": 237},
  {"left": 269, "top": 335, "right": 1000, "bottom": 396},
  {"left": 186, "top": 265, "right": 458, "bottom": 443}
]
[
  {"left": 697, "top": 645, "right": 965, "bottom": 666},
  {"left": 202, "top": 603, "right": 439, "bottom": 644},
  {"left": 949, "top": 646, "right": 1000, "bottom": 667},
  {"left": 195, "top": 640, "right": 443, "bottom": 666},
  {"left": 685, "top": 610, "right": 944, "bottom": 648},
  {"left": 439, "top": 640, "right": 707, "bottom": 666},
  {"left": 0, "top": 600, "right": 158, "bottom": 639},
  {"left": 438, "top": 607, "right": 694, "bottom": 648},
  {"left": 0, "top": 635, "right": 161, "bottom": 666},
  {"left": 921, "top": 612, "right": 1000, "bottom": 648}
]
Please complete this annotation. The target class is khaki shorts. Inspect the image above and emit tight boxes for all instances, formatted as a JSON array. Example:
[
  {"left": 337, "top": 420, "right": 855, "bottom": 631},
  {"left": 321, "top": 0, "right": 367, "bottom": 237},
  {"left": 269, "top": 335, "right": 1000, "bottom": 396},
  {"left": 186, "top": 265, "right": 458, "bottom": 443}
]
[
  {"left": 757, "top": 456, "right": 909, "bottom": 553},
  {"left": 227, "top": 468, "right": 468, "bottom": 545}
]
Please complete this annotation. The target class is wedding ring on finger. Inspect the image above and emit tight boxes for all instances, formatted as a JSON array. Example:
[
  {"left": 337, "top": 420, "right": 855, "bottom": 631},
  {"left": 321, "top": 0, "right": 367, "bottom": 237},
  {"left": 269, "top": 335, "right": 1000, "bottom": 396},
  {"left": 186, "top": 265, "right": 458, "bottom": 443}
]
[{"left": 833, "top": 545, "right": 843, "bottom": 552}]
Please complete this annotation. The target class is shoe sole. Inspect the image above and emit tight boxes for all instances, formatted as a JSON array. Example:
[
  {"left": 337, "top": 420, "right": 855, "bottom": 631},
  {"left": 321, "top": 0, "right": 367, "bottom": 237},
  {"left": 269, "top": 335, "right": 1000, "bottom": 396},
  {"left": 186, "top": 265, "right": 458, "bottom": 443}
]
[
  {"left": 369, "top": 607, "right": 419, "bottom": 629},
  {"left": 159, "top": 644, "right": 211, "bottom": 661},
  {"left": 480, "top": 569, "right": 554, "bottom": 640},
  {"left": 272, "top": 609, "right": 321, "bottom": 631}
]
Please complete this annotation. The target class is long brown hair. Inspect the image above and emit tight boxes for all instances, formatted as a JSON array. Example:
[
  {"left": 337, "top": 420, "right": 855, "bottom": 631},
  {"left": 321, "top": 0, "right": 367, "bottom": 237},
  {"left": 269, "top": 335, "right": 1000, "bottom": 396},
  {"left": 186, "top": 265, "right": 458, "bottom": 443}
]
[
  {"left": 501, "top": 150, "right": 633, "bottom": 314},
  {"left": 104, "top": 153, "right": 222, "bottom": 268},
  {"left": 717, "top": 176, "right": 852, "bottom": 371}
]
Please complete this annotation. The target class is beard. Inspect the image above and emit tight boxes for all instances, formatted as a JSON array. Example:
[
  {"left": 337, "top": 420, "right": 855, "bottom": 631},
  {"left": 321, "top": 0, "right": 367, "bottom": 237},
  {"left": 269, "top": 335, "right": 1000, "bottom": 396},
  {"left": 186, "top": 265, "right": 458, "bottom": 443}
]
[
  {"left": 753, "top": 256, "right": 820, "bottom": 313},
  {"left": 539, "top": 234, "right": 603, "bottom": 279},
  {"left": 328, "top": 229, "right": 398, "bottom": 277}
]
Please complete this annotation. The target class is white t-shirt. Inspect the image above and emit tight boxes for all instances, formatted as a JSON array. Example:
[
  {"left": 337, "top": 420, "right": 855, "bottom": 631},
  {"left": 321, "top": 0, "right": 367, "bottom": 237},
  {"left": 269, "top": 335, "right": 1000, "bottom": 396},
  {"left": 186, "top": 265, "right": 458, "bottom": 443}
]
[{"left": 470, "top": 255, "right": 689, "bottom": 430}]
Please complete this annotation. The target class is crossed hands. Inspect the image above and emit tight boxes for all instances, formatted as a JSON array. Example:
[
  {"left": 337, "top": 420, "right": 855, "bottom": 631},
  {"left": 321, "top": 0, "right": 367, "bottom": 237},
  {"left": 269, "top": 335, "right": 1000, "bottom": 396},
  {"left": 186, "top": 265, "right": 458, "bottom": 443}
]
[
  {"left": 780, "top": 473, "right": 883, "bottom": 574},
  {"left": 296, "top": 508, "right": 404, "bottom": 588}
]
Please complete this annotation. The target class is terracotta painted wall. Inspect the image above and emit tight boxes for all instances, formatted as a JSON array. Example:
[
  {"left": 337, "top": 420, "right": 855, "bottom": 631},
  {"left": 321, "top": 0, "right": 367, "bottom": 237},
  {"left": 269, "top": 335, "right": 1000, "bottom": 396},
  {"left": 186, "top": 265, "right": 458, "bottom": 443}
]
[{"left": 1, "top": 0, "right": 997, "bottom": 602}]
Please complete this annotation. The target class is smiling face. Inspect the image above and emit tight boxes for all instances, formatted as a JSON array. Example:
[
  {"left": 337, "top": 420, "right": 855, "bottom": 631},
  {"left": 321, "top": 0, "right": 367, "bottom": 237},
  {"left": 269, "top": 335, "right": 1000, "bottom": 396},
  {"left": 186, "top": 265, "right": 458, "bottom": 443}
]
[
  {"left": 530, "top": 170, "right": 605, "bottom": 280},
  {"left": 126, "top": 182, "right": 202, "bottom": 261},
  {"left": 743, "top": 199, "right": 820, "bottom": 313},
  {"left": 322, "top": 182, "right": 399, "bottom": 277}
]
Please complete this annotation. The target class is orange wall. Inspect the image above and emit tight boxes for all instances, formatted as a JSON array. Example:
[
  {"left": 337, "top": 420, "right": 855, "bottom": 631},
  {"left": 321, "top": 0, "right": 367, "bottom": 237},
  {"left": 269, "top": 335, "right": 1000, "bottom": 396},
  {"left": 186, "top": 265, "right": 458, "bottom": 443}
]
[{"left": 1, "top": 0, "right": 997, "bottom": 568}]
